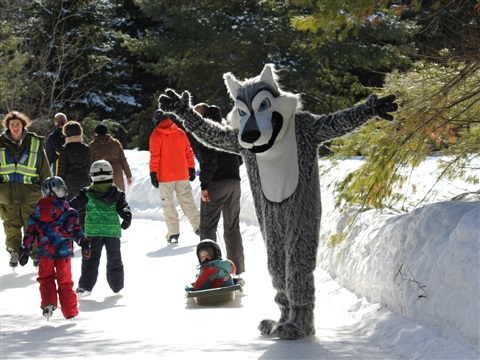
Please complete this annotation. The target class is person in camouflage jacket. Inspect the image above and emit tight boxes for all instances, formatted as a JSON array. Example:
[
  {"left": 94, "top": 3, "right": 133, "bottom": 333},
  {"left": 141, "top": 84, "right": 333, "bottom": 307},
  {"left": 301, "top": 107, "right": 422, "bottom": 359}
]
[{"left": 69, "top": 160, "right": 132, "bottom": 297}]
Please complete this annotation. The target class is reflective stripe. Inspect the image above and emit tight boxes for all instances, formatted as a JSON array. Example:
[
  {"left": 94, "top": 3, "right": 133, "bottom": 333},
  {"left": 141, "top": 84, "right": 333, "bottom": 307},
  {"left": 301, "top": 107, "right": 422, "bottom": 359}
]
[{"left": 0, "top": 137, "right": 41, "bottom": 184}]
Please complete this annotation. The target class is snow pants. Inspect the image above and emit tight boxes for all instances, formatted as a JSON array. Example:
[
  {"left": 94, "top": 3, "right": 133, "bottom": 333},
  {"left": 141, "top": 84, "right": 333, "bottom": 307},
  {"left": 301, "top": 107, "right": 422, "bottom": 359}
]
[
  {"left": 0, "top": 203, "right": 37, "bottom": 259},
  {"left": 78, "top": 237, "right": 124, "bottom": 293},
  {"left": 158, "top": 180, "right": 200, "bottom": 239},
  {"left": 200, "top": 179, "right": 245, "bottom": 274},
  {"left": 37, "top": 258, "right": 78, "bottom": 319}
]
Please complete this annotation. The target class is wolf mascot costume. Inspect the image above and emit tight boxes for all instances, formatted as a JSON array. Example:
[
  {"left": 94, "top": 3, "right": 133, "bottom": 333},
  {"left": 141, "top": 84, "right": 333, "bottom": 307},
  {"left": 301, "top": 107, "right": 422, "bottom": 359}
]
[{"left": 158, "top": 64, "right": 397, "bottom": 339}]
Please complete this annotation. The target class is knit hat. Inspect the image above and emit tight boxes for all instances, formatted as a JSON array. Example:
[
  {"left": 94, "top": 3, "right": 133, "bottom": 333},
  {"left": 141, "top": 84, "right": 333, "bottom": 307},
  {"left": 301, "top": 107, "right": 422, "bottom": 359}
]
[
  {"left": 62, "top": 121, "right": 83, "bottom": 137},
  {"left": 153, "top": 109, "right": 169, "bottom": 126},
  {"left": 204, "top": 106, "right": 222, "bottom": 123},
  {"left": 94, "top": 123, "right": 108, "bottom": 135}
]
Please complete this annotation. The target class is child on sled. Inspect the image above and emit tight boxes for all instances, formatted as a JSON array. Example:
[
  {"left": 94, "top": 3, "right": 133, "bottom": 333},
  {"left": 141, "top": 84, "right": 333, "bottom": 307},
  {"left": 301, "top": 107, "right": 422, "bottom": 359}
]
[{"left": 186, "top": 239, "right": 236, "bottom": 291}]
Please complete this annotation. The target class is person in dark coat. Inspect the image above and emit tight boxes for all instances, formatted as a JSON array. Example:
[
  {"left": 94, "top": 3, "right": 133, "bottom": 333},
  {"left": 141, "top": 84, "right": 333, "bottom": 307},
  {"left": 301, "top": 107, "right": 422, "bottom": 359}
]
[
  {"left": 45, "top": 113, "right": 67, "bottom": 175},
  {"left": 193, "top": 103, "right": 245, "bottom": 275},
  {"left": 57, "top": 121, "right": 91, "bottom": 228}
]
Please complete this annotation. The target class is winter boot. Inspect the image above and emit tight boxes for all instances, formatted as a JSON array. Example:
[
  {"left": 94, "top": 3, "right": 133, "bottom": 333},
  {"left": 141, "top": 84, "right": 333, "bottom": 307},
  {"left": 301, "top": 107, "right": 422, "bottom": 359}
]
[{"left": 168, "top": 234, "right": 179, "bottom": 244}]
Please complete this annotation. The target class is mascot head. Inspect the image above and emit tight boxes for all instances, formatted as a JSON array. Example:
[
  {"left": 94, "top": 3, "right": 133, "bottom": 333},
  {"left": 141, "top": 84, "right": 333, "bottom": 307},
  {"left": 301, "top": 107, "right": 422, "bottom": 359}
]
[{"left": 224, "top": 64, "right": 302, "bottom": 153}]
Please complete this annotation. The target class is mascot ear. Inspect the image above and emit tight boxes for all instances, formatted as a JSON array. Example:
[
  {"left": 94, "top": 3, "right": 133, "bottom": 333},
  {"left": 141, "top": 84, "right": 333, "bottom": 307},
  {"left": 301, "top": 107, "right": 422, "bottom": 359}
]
[
  {"left": 224, "top": 72, "right": 242, "bottom": 100},
  {"left": 259, "top": 64, "right": 279, "bottom": 93}
]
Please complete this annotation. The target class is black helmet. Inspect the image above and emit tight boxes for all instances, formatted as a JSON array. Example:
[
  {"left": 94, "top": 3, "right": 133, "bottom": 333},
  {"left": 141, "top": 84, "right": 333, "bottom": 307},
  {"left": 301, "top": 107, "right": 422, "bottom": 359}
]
[
  {"left": 153, "top": 109, "right": 169, "bottom": 126},
  {"left": 196, "top": 239, "right": 221, "bottom": 262},
  {"left": 41, "top": 176, "right": 68, "bottom": 198}
]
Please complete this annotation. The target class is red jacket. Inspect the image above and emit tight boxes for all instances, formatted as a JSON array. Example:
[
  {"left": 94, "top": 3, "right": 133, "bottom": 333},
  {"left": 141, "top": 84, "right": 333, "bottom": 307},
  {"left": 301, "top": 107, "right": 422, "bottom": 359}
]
[
  {"left": 193, "top": 258, "right": 236, "bottom": 291},
  {"left": 149, "top": 120, "right": 195, "bottom": 182}
]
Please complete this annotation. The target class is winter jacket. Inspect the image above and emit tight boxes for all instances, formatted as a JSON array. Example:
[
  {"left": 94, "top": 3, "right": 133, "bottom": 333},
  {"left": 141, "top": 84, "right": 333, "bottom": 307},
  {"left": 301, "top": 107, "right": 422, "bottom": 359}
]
[
  {"left": 69, "top": 183, "right": 131, "bottom": 238},
  {"left": 149, "top": 120, "right": 195, "bottom": 182},
  {"left": 22, "top": 197, "right": 85, "bottom": 261},
  {"left": 193, "top": 258, "right": 236, "bottom": 291},
  {"left": 199, "top": 147, "right": 242, "bottom": 191},
  {"left": 89, "top": 135, "right": 132, "bottom": 191},
  {"left": 44, "top": 127, "right": 65, "bottom": 174},
  {"left": 0, "top": 130, "right": 51, "bottom": 205},
  {"left": 57, "top": 138, "right": 92, "bottom": 199}
]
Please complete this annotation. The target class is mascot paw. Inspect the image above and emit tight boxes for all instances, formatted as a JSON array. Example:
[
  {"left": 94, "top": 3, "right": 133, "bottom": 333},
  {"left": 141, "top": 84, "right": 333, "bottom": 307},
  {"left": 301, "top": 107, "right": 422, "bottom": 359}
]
[
  {"left": 366, "top": 94, "right": 398, "bottom": 121},
  {"left": 275, "top": 322, "right": 315, "bottom": 340},
  {"left": 158, "top": 89, "right": 192, "bottom": 115},
  {"left": 258, "top": 319, "right": 279, "bottom": 337}
]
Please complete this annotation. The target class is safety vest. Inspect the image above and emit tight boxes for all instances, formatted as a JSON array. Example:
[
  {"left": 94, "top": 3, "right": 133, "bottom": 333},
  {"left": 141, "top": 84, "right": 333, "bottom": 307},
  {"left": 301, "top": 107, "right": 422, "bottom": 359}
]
[{"left": 0, "top": 137, "right": 42, "bottom": 184}]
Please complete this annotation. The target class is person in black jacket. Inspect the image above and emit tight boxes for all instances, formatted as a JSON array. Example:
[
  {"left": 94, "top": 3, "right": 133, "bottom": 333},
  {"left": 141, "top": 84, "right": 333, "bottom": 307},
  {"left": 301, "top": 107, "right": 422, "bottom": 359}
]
[
  {"left": 57, "top": 121, "right": 91, "bottom": 227},
  {"left": 45, "top": 113, "right": 67, "bottom": 175},
  {"left": 194, "top": 103, "right": 245, "bottom": 276}
]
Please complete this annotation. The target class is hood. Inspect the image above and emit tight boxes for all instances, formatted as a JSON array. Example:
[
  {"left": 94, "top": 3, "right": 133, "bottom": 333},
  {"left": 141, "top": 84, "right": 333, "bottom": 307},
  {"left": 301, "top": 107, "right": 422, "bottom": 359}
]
[
  {"left": 94, "top": 134, "right": 113, "bottom": 145},
  {"left": 154, "top": 120, "right": 178, "bottom": 134},
  {"left": 38, "top": 197, "right": 65, "bottom": 223}
]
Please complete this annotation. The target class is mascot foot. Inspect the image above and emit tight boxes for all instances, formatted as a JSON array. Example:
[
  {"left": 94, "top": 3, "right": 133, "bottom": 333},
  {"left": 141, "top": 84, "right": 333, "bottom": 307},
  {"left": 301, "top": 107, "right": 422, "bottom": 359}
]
[
  {"left": 258, "top": 319, "right": 279, "bottom": 336},
  {"left": 276, "top": 306, "right": 315, "bottom": 340}
]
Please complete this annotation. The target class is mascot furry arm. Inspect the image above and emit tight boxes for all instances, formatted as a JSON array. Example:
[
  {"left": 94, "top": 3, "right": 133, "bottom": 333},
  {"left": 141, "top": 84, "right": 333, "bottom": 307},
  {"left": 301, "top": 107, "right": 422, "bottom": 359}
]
[{"left": 159, "top": 64, "right": 397, "bottom": 339}]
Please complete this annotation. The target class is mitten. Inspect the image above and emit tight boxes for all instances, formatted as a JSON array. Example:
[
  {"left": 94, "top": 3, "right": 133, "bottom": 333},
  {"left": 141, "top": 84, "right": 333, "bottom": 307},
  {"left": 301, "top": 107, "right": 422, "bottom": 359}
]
[
  {"left": 78, "top": 237, "right": 91, "bottom": 261},
  {"left": 365, "top": 94, "right": 398, "bottom": 121},
  {"left": 121, "top": 220, "right": 130, "bottom": 230},
  {"left": 82, "top": 246, "right": 91, "bottom": 261},
  {"left": 158, "top": 89, "right": 192, "bottom": 115},
  {"left": 19, "top": 245, "right": 30, "bottom": 266},
  {"left": 188, "top": 168, "right": 196, "bottom": 182},
  {"left": 150, "top": 172, "right": 159, "bottom": 188}
]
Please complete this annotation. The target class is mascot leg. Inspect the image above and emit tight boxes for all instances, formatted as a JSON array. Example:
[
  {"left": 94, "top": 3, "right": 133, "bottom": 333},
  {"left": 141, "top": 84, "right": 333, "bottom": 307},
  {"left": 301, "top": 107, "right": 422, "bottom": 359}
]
[
  {"left": 277, "top": 231, "right": 318, "bottom": 339},
  {"left": 258, "top": 233, "right": 288, "bottom": 336}
]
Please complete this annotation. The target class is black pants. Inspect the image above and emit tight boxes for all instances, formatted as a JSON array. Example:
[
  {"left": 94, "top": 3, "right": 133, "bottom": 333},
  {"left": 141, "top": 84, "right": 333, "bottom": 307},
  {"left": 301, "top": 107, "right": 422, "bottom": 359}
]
[{"left": 78, "top": 237, "right": 124, "bottom": 293}]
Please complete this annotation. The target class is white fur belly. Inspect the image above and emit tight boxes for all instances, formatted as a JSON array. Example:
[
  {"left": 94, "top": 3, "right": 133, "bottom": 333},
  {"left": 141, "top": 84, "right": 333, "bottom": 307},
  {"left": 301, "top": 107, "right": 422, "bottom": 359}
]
[{"left": 256, "top": 129, "right": 299, "bottom": 203}]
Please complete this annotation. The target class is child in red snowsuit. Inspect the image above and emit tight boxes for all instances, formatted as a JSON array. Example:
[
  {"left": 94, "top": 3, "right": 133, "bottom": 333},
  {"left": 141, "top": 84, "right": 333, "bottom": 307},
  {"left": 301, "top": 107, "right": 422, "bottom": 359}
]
[
  {"left": 186, "top": 239, "right": 236, "bottom": 291},
  {"left": 19, "top": 176, "right": 90, "bottom": 320}
]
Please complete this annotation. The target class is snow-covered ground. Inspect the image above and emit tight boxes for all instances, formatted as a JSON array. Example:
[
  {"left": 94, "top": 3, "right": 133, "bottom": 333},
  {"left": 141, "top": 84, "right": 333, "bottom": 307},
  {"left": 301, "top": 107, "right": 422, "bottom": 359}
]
[{"left": 0, "top": 150, "right": 478, "bottom": 359}]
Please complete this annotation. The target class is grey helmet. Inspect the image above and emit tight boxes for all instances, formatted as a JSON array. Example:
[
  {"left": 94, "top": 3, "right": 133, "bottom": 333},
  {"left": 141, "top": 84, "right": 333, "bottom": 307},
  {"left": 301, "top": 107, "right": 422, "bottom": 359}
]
[
  {"left": 90, "top": 160, "right": 113, "bottom": 183},
  {"left": 41, "top": 176, "right": 68, "bottom": 198}
]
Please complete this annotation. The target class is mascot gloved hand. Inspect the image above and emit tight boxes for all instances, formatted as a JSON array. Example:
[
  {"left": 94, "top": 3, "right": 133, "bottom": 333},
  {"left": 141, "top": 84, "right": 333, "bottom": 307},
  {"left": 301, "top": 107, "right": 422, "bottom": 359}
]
[
  {"left": 158, "top": 89, "right": 192, "bottom": 117},
  {"left": 364, "top": 94, "right": 398, "bottom": 121}
]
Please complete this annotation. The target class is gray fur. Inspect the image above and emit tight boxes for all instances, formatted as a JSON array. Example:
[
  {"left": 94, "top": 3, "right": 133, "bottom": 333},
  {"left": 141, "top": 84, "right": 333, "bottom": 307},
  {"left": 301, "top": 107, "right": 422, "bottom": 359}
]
[{"left": 158, "top": 64, "right": 397, "bottom": 339}]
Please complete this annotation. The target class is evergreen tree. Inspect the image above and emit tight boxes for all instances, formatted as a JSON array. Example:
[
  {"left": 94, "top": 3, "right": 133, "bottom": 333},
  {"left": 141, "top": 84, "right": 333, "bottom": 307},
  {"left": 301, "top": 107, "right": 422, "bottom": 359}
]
[{"left": 292, "top": 1, "right": 480, "bottom": 210}]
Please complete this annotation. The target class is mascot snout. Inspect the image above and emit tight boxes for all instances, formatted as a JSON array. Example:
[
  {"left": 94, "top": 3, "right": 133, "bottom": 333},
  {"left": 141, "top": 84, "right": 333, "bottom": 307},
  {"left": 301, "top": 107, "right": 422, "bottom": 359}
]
[{"left": 241, "top": 115, "right": 261, "bottom": 143}]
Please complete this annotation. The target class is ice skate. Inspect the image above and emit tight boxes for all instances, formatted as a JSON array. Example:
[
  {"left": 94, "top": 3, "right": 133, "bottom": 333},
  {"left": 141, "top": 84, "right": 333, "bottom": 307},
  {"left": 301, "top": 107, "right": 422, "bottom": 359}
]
[{"left": 43, "top": 304, "right": 55, "bottom": 321}]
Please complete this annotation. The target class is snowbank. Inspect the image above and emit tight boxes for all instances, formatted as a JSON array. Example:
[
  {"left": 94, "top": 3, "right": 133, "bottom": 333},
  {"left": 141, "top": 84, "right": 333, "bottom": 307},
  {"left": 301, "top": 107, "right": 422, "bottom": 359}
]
[{"left": 317, "top": 159, "right": 480, "bottom": 352}]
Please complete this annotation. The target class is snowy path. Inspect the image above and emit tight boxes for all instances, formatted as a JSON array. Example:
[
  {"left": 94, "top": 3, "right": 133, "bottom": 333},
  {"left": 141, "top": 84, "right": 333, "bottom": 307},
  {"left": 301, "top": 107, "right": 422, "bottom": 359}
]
[{"left": 0, "top": 219, "right": 390, "bottom": 359}]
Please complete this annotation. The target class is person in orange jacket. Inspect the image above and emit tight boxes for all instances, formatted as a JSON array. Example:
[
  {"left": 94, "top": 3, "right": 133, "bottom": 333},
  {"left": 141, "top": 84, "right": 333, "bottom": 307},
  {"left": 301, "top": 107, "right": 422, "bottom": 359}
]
[{"left": 149, "top": 110, "right": 200, "bottom": 243}]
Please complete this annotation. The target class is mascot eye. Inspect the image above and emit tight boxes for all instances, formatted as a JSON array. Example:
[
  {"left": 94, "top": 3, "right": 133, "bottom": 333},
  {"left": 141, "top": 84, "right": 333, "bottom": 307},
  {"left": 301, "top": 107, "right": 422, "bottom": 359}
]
[
  {"left": 258, "top": 98, "right": 271, "bottom": 112},
  {"left": 238, "top": 109, "right": 247, "bottom": 117}
]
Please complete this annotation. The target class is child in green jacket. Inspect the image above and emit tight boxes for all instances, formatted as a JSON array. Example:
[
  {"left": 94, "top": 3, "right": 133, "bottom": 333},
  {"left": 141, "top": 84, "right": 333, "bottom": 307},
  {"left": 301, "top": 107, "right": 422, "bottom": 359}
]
[{"left": 69, "top": 160, "right": 132, "bottom": 298}]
